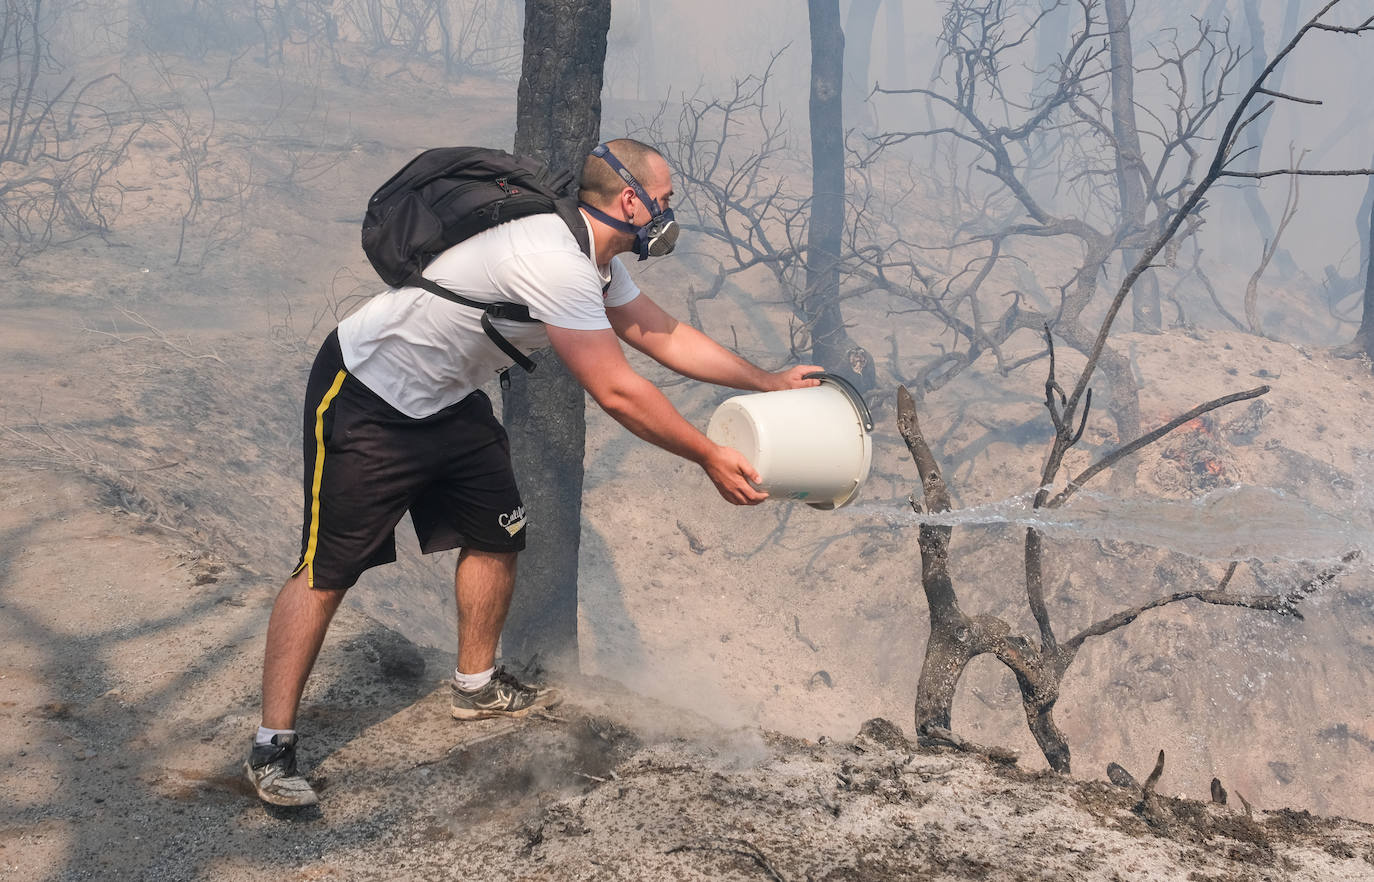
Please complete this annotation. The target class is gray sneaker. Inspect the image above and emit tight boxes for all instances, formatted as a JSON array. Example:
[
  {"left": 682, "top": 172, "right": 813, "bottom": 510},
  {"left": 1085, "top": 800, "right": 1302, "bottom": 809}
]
[
  {"left": 450, "top": 666, "right": 562, "bottom": 720},
  {"left": 243, "top": 733, "right": 319, "bottom": 807}
]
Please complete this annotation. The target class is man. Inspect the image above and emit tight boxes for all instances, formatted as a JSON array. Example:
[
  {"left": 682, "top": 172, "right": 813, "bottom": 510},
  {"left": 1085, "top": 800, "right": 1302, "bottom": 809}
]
[{"left": 244, "top": 139, "right": 820, "bottom": 806}]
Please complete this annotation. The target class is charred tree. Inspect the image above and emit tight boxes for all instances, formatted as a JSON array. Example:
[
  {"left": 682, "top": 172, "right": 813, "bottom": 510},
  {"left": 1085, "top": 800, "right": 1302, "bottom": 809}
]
[
  {"left": 1343, "top": 181, "right": 1374, "bottom": 361},
  {"left": 898, "top": 1, "right": 1372, "bottom": 771},
  {"left": 1236, "top": 0, "right": 1301, "bottom": 279},
  {"left": 806, "top": 0, "right": 864, "bottom": 383},
  {"left": 902, "top": 349, "right": 1357, "bottom": 771},
  {"left": 1, "top": 1, "right": 141, "bottom": 260},
  {"left": 1103, "top": 0, "right": 1160, "bottom": 332},
  {"left": 501, "top": 0, "right": 611, "bottom": 672},
  {"left": 841, "top": 0, "right": 881, "bottom": 130}
]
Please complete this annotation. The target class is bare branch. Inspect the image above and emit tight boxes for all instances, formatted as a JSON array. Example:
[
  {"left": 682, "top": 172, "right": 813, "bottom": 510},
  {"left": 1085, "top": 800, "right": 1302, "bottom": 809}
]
[
  {"left": 1048, "top": 386, "right": 1269, "bottom": 508},
  {"left": 1255, "top": 87, "right": 1322, "bottom": 105},
  {"left": 897, "top": 386, "right": 951, "bottom": 514},
  {"left": 1220, "top": 168, "right": 1374, "bottom": 179},
  {"left": 1066, "top": 587, "right": 1299, "bottom": 652}
]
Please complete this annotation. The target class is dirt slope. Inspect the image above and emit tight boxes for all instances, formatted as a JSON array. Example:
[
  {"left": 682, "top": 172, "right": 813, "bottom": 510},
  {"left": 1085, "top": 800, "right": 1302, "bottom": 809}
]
[{"left": 3, "top": 468, "right": 1372, "bottom": 881}]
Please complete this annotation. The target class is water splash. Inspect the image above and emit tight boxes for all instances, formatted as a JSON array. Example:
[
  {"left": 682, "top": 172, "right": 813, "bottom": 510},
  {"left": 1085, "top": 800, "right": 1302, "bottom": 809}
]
[{"left": 851, "top": 484, "right": 1370, "bottom": 563}]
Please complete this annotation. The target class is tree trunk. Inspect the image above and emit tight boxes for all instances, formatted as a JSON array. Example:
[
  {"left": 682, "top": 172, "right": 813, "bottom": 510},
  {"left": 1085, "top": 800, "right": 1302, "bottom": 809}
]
[
  {"left": 914, "top": 626, "right": 973, "bottom": 734},
  {"left": 1021, "top": 684, "right": 1071, "bottom": 772},
  {"left": 805, "top": 0, "right": 854, "bottom": 376},
  {"left": 501, "top": 0, "right": 611, "bottom": 672},
  {"left": 1103, "top": 0, "right": 1160, "bottom": 333},
  {"left": 883, "top": 0, "right": 905, "bottom": 90},
  {"left": 1026, "top": 0, "right": 1073, "bottom": 201},
  {"left": 841, "top": 0, "right": 881, "bottom": 130},
  {"left": 1354, "top": 176, "right": 1374, "bottom": 359},
  {"left": 1238, "top": 0, "right": 1300, "bottom": 279}
]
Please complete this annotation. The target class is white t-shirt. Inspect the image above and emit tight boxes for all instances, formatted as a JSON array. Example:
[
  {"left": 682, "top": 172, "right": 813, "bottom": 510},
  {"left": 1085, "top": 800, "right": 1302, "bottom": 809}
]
[{"left": 338, "top": 211, "right": 640, "bottom": 418}]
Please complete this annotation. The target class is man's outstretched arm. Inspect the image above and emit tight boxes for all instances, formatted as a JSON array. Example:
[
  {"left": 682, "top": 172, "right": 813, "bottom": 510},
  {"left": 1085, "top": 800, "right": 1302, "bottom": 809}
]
[
  {"left": 607, "top": 293, "right": 821, "bottom": 392},
  {"left": 545, "top": 324, "right": 767, "bottom": 505}
]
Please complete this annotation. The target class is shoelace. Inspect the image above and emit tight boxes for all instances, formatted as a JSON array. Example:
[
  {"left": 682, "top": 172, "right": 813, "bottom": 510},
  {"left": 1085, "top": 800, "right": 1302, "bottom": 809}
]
[
  {"left": 491, "top": 666, "right": 534, "bottom": 693},
  {"left": 254, "top": 737, "right": 298, "bottom": 774}
]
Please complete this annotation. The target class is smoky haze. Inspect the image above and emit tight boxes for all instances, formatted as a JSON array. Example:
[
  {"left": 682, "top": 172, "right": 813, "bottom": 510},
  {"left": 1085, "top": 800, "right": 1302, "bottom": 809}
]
[{"left": 4, "top": 0, "right": 1374, "bottom": 838}]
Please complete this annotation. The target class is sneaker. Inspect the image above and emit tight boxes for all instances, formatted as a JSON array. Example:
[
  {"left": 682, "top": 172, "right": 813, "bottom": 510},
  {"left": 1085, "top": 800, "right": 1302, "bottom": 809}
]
[
  {"left": 450, "top": 666, "right": 562, "bottom": 720},
  {"left": 243, "top": 733, "right": 319, "bottom": 807}
]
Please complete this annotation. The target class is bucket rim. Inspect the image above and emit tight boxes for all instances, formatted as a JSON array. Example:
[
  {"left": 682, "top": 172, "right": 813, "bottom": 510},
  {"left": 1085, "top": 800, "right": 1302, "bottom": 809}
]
[{"left": 804, "top": 371, "right": 873, "bottom": 433}]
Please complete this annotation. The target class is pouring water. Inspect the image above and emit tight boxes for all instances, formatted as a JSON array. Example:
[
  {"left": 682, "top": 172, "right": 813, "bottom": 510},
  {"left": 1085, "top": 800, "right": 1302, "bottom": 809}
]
[{"left": 851, "top": 483, "right": 1371, "bottom": 564}]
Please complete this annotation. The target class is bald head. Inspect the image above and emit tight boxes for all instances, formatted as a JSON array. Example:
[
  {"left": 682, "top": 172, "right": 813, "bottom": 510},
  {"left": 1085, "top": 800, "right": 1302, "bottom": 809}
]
[{"left": 579, "top": 139, "right": 670, "bottom": 209}]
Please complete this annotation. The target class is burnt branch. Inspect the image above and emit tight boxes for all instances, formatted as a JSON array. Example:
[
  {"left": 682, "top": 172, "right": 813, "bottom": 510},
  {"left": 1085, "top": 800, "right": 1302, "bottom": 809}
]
[
  {"left": 1221, "top": 167, "right": 1374, "bottom": 180},
  {"left": 897, "top": 386, "right": 951, "bottom": 514},
  {"left": 667, "top": 839, "right": 788, "bottom": 882},
  {"left": 1065, "top": 585, "right": 1302, "bottom": 653},
  {"left": 1138, "top": 750, "right": 1168, "bottom": 825},
  {"left": 1048, "top": 385, "right": 1270, "bottom": 509},
  {"left": 921, "top": 724, "right": 1019, "bottom": 766},
  {"left": 1063, "top": 552, "right": 1359, "bottom": 655},
  {"left": 1255, "top": 86, "right": 1322, "bottom": 105}
]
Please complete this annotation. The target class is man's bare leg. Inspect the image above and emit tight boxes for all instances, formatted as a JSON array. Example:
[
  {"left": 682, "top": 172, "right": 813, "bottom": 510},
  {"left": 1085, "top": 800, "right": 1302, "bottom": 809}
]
[
  {"left": 455, "top": 548, "right": 517, "bottom": 674},
  {"left": 245, "top": 569, "right": 344, "bottom": 806},
  {"left": 261, "top": 569, "right": 347, "bottom": 729},
  {"left": 450, "top": 548, "right": 559, "bottom": 718}
]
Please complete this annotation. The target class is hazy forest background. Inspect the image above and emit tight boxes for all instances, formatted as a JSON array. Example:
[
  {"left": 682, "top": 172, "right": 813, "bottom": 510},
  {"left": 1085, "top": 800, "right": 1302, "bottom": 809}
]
[{"left": 5, "top": 0, "right": 1374, "bottom": 832}]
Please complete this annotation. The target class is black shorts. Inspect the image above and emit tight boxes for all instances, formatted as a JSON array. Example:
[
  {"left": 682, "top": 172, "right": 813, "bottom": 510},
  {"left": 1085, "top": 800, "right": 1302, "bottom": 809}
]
[{"left": 292, "top": 331, "right": 526, "bottom": 590}]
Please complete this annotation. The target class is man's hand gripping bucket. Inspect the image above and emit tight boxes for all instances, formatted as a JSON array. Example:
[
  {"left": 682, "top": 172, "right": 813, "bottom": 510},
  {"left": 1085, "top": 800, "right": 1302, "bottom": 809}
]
[{"left": 706, "top": 373, "right": 874, "bottom": 509}]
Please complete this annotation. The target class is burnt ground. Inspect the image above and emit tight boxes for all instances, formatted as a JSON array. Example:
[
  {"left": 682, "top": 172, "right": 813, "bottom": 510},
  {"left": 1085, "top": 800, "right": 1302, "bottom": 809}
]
[{"left": 2, "top": 478, "right": 1372, "bottom": 882}]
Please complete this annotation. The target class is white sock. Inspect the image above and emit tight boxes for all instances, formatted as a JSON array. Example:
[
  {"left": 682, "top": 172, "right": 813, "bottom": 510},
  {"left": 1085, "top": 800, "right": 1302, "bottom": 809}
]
[
  {"left": 255, "top": 725, "right": 295, "bottom": 746},
  {"left": 454, "top": 666, "right": 495, "bottom": 692}
]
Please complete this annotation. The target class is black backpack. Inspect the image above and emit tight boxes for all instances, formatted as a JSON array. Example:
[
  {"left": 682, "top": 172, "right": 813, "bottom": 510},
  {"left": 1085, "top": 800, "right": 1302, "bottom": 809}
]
[{"left": 360, "top": 146, "right": 590, "bottom": 375}]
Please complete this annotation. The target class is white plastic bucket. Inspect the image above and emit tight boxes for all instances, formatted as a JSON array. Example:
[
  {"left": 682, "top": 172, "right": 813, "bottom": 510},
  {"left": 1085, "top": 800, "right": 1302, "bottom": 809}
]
[{"left": 706, "top": 374, "right": 874, "bottom": 509}]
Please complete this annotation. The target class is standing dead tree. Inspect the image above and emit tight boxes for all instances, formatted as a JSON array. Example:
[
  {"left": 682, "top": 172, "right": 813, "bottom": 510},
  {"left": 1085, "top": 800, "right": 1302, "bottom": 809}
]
[
  {"left": 896, "top": 0, "right": 1373, "bottom": 773},
  {"left": 1335, "top": 171, "right": 1374, "bottom": 361},
  {"left": 862, "top": 0, "right": 1291, "bottom": 464},
  {"left": 632, "top": 49, "right": 893, "bottom": 391},
  {"left": 864, "top": 0, "right": 1251, "bottom": 449}
]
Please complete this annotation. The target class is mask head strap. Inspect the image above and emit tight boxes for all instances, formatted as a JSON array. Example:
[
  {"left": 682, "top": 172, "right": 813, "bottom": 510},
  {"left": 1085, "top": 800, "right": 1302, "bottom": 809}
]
[
  {"left": 580, "top": 202, "right": 639, "bottom": 236},
  {"left": 590, "top": 143, "right": 665, "bottom": 217}
]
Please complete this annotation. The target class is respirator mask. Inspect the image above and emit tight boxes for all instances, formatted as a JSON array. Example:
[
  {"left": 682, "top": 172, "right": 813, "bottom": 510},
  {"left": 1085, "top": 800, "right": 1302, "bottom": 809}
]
[{"left": 580, "top": 143, "right": 680, "bottom": 260}]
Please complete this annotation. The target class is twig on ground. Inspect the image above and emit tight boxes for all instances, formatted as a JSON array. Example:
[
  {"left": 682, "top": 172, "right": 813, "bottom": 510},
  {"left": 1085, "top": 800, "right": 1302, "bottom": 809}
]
[
  {"left": 921, "top": 725, "right": 1019, "bottom": 766},
  {"left": 667, "top": 837, "right": 789, "bottom": 881},
  {"left": 84, "top": 307, "right": 224, "bottom": 364}
]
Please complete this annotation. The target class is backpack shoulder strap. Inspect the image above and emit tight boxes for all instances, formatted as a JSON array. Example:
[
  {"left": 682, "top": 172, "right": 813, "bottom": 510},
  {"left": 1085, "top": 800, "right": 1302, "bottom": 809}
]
[
  {"left": 406, "top": 272, "right": 537, "bottom": 374},
  {"left": 554, "top": 196, "right": 611, "bottom": 293},
  {"left": 553, "top": 197, "right": 591, "bottom": 258},
  {"left": 403, "top": 197, "right": 590, "bottom": 377}
]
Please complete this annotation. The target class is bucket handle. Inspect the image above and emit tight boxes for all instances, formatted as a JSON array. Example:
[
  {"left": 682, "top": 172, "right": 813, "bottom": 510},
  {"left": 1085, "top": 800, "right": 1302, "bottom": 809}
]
[{"left": 804, "top": 372, "right": 874, "bottom": 433}]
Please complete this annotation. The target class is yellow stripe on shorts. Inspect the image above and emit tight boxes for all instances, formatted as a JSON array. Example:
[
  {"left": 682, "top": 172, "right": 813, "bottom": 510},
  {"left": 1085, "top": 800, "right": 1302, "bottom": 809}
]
[{"left": 294, "top": 369, "right": 347, "bottom": 587}]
